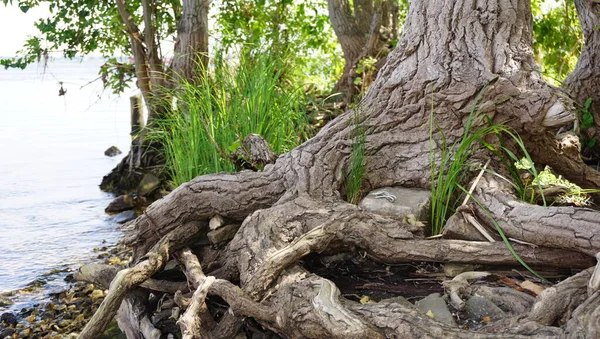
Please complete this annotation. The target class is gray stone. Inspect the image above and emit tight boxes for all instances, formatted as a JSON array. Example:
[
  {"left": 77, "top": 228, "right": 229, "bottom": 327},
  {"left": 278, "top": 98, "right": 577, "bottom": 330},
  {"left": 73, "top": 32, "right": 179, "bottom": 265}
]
[
  {"left": 209, "top": 214, "right": 226, "bottom": 230},
  {"left": 0, "top": 312, "right": 16, "bottom": 326},
  {"left": 0, "top": 328, "right": 15, "bottom": 338},
  {"left": 105, "top": 194, "right": 135, "bottom": 214},
  {"left": 104, "top": 145, "right": 122, "bottom": 157},
  {"left": 359, "top": 187, "right": 431, "bottom": 220},
  {"left": 443, "top": 263, "right": 476, "bottom": 278},
  {"left": 111, "top": 210, "right": 137, "bottom": 224},
  {"left": 207, "top": 224, "right": 240, "bottom": 245},
  {"left": 442, "top": 213, "right": 488, "bottom": 241},
  {"left": 415, "top": 293, "right": 457, "bottom": 326},
  {"left": 465, "top": 294, "right": 507, "bottom": 322},
  {"left": 137, "top": 173, "right": 161, "bottom": 197}
]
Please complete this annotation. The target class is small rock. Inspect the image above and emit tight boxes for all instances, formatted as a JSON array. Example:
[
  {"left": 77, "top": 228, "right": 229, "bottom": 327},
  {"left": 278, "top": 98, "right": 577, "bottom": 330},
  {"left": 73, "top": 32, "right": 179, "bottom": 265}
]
[
  {"left": 137, "top": 173, "right": 161, "bottom": 197},
  {"left": 442, "top": 213, "right": 489, "bottom": 241},
  {"left": 415, "top": 293, "right": 457, "bottom": 326},
  {"left": 90, "top": 290, "right": 104, "bottom": 302},
  {"left": 444, "top": 263, "right": 475, "bottom": 278},
  {"left": 465, "top": 294, "right": 507, "bottom": 323},
  {"left": 0, "top": 295, "right": 13, "bottom": 307},
  {"left": 0, "top": 328, "right": 16, "bottom": 338},
  {"left": 104, "top": 146, "right": 122, "bottom": 157},
  {"left": 111, "top": 210, "right": 138, "bottom": 224},
  {"left": 64, "top": 274, "right": 75, "bottom": 283},
  {"left": 0, "top": 312, "right": 17, "bottom": 326},
  {"left": 209, "top": 214, "right": 226, "bottom": 230},
  {"left": 207, "top": 224, "right": 240, "bottom": 245},
  {"left": 105, "top": 194, "right": 135, "bottom": 213},
  {"left": 359, "top": 187, "right": 431, "bottom": 221}
]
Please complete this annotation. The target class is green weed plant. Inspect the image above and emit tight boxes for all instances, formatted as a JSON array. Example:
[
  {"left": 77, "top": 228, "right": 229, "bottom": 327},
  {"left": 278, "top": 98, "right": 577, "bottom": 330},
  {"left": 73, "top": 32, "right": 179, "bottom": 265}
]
[
  {"left": 347, "top": 106, "right": 367, "bottom": 204},
  {"left": 152, "top": 48, "right": 311, "bottom": 187}
]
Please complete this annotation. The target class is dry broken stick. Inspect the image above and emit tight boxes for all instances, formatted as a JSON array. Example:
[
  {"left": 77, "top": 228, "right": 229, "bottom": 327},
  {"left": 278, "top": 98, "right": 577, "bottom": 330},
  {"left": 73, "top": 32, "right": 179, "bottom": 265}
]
[
  {"left": 179, "top": 276, "right": 216, "bottom": 339},
  {"left": 74, "top": 263, "right": 189, "bottom": 294}
]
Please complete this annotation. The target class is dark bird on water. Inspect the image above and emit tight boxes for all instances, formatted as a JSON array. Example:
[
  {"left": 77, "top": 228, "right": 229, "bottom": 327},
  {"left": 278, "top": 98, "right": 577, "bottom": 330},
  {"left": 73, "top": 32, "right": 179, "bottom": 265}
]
[{"left": 58, "top": 81, "right": 67, "bottom": 96}]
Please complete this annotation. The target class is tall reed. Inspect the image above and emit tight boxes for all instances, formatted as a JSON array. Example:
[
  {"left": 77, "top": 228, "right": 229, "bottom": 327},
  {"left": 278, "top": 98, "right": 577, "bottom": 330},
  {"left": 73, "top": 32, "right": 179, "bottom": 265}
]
[{"left": 152, "top": 48, "right": 311, "bottom": 187}]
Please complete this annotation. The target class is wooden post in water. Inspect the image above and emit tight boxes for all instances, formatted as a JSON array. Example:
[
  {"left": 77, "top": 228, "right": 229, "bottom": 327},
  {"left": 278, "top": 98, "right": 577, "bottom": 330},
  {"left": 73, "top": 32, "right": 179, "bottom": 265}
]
[
  {"left": 130, "top": 95, "right": 145, "bottom": 137},
  {"left": 129, "top": 95, "right": 145, "bottom": 172}
]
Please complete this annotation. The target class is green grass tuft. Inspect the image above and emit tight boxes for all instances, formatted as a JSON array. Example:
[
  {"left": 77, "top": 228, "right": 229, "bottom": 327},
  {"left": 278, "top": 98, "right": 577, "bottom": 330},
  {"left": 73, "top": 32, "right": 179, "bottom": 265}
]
[
  {"left": 347, "top": 106, "right": 367, "bottom": 204},
  {"left": 151, "top": 48, "right": 312, "bottom": 187}
]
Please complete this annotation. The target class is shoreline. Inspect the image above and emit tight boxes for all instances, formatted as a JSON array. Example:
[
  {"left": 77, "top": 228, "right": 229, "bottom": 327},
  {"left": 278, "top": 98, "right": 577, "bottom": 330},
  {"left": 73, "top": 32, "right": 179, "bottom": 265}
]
[{"left": 0, "top": 242, "right": 131, "bottom": 338}]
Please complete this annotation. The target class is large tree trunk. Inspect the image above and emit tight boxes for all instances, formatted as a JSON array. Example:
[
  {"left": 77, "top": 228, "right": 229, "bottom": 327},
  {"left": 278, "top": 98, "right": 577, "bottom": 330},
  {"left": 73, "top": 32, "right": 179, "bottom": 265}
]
[
  {"left": 328, "top": 0, "right": 398, "bottom": 104},
  {"left": 84, "top": 1, "right": 600, "bottom": 338}
]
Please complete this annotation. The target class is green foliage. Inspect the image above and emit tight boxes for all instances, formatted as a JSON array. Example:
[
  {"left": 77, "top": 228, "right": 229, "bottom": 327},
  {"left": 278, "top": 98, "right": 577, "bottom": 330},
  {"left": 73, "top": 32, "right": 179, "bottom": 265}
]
[
  {"left": 429, "top": 90, "right": 491, "bottom": 235},
  {"left": 152, "top": 49, "right": 312, "bottom": 187},
  {"left": 98, "top": 58, "right": 135, "bottom": 95},
  {"left": 429, "top": 86, "right": 546, "bottom": 279},
  {"left": 581, "top": 97, "right": 594, "bottom": 129},
  {"left": 346, "top": 107, "right": 367, "bottom": 204},
  {"left": 1, "top": 0, "right": 179, "bottom": 92},
  {"left": 532, "top": 0, "right": 583, "bottom": 84},
  {"left": 513, "top": 160, "right": 599, "bottom": 206},
  {"left": 429, "top": 87, "right": 540, "bottom": 234},
  {"left": 353, "top": 56, "right": 378, "bottom": 94},
  {"left": 215, "top": 0, "right": 343, "bottom": 92}
]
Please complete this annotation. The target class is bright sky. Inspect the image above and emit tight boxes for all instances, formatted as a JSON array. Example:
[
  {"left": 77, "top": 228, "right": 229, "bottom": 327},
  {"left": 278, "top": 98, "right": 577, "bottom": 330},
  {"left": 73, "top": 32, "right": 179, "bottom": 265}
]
[{"left": 0, "top": 5, "right": 48, "bottom": 56}]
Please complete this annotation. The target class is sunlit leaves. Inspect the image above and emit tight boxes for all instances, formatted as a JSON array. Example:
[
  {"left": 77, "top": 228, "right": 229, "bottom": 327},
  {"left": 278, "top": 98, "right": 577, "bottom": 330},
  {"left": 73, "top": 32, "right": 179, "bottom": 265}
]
[
  {"left": 532, "top": 0, "right": 583, "bottom": 84},
  {"left": 215, "top": 0, "right": 343, "bottom": 91}
]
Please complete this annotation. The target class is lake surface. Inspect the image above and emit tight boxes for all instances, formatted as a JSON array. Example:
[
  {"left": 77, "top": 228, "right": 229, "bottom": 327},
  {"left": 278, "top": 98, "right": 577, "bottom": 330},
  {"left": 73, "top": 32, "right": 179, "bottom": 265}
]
[{"left": 0, "top": 58, "right": 134, "bottom": 310}]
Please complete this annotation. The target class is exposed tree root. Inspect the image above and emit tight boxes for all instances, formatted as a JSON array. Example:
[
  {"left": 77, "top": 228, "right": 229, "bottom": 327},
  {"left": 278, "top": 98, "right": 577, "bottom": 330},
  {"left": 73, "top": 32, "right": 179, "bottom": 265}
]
[
  {"left": 527, "top": 267, "right": 593, "bottom": 326},
  {"left": 471, "top": 174, "right": 600, "bottom": 256}
]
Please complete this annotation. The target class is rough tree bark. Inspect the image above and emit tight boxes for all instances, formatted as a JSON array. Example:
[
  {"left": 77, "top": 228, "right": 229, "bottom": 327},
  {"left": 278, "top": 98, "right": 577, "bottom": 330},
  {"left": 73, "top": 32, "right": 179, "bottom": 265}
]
[
  {"left": 86, "top": 0, "right": 600, "bottom": 338},
  {"left": 328, "top": 0, "right": 399, "bottom": 104},
  {"left": 564, "top": 0, "right": 600, "bottom": 143},
  {"left": 172, "top": 0, "right": 210, "bottom": 85}
]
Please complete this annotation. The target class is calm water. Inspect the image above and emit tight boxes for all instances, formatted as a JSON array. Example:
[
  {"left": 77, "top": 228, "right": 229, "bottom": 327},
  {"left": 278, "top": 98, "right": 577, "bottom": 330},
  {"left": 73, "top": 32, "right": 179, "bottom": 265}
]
[{"left": 0, "top": 58, "right": 134, "bottom": 310}]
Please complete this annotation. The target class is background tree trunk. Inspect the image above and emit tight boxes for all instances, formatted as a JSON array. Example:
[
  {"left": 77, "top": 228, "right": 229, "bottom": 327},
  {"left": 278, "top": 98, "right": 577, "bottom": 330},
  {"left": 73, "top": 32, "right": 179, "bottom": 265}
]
[
  {"left": 564, "top": 0, "right": 600, "bottom": 154},
  {"left": 172, "top": 0, "right": 210, "bottom": 86},
  {"left": 328, "top": 0, "right": 398, "bottom": 104}
]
